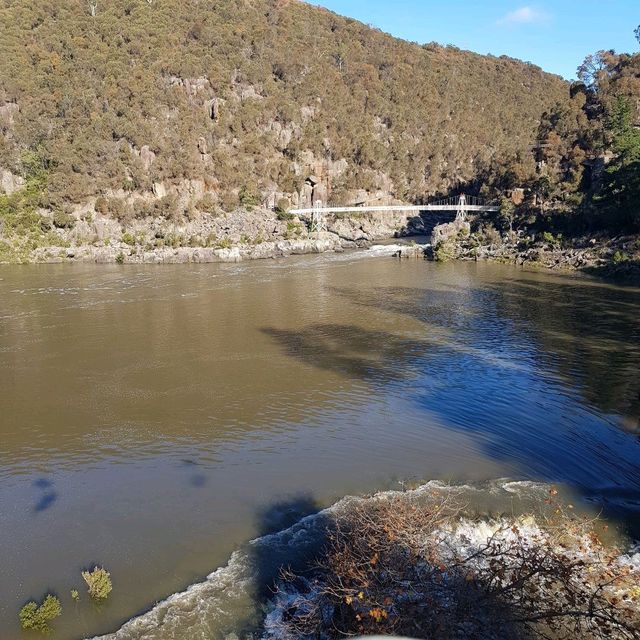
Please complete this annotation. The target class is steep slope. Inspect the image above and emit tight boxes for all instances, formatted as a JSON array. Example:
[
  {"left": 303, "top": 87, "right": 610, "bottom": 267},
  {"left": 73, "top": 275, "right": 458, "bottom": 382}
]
[{"left": 0, "top": 0, "right": 568, "bottom": 220}]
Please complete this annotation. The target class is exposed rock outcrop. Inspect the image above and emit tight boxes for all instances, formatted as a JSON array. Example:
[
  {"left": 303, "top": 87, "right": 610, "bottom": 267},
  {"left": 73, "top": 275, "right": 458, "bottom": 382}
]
[
  {"left": 31, "top": 235, "right": 346, "bottom": 264},
  {"left": 0, "top": 102, "right": 19, "bottom": 129},
  {"left": 426, "top": 218, "right": 640, "bottom": 280},
  {"left": 18, "top": 206, "right": 425, "bottom": 264},
  {"left": 431, "top": 218, "right": 471, "bottom": 246},
  {"left": 0, "top": 169, "right": 25, "bottom": 195}
]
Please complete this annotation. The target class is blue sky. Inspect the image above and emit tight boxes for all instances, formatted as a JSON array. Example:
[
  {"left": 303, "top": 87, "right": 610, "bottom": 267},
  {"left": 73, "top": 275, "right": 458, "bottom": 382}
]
[{"left": 311, "top": 1, "right": 639, "bottom": 79}]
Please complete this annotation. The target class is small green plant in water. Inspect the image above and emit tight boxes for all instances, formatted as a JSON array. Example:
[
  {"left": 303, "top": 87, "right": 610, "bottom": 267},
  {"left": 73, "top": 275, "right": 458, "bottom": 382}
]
[
  {"left": 82, "top": 566, "right": 113, "bottom": 600},
  {"left": 19, "top": 594, "right": 62, "bottom": 633},
  {"left": 115, "top": 252, "right": 124, "bottom": 265},
  {"left": 70, "top": 589, "right": 79, "bottom": 602}
]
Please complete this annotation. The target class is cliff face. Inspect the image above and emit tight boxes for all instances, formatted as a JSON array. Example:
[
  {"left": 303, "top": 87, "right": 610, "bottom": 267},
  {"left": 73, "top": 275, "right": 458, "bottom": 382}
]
[{"left": 0, "top": 0, "right": 568, "bottom": 223}]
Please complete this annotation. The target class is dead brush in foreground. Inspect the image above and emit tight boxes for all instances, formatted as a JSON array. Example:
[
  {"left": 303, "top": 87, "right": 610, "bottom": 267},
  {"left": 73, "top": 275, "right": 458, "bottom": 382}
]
[{"left": 267, "top": 491, "right": 640, "bottom": 639}]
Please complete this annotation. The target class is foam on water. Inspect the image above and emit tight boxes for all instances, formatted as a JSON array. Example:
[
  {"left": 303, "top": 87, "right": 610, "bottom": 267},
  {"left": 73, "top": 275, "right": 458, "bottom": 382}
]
[{"left": 300, "top": 243, "right": 421, "bottom": 265}]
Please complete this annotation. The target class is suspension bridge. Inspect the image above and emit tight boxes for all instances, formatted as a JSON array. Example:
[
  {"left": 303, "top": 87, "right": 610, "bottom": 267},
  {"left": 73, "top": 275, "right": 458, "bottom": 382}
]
[{"left": 291, "top": 194, "right": 499, "bottom": 233}]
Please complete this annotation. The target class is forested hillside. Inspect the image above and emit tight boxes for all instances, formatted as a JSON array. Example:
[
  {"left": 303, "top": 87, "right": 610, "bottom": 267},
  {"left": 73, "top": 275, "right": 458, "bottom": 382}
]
[
  {"left": 428, "top": 35, "right": 640, "bottom": 274},
  {"left": 0, "top": 0, "right": 567, "bottom": 227},
  {"left": 525, "top": 46, "right": 640, "bottom": 233}
]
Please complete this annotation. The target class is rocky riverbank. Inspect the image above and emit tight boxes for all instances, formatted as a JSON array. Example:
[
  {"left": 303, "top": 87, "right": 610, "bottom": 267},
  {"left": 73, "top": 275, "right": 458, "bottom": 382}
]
[
  {"left": 31, "top": 235, "right": 348, "bottom": 264},
  {"left": 427, "top": 218, "right": 640, "bottom": 280},
  {"left": 5, "top": 202, "right": 638, "bottom": 277},
  {"left": 1, "top": 207, "right": 426, "bottom": 264}
]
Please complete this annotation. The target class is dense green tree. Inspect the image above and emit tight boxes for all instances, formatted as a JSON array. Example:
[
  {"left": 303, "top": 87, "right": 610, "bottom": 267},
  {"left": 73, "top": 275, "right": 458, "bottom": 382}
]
[
  {"left": 608, "top": 96, "right": 640, "bottom": 165},
  {"left": 510, "top": 31, "right": 640, "bottom": 234}
]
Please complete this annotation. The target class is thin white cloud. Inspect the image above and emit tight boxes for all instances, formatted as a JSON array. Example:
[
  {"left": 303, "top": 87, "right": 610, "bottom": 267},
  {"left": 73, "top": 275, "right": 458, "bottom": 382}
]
[{"left": 497, "top": 6, "right": 550, "bottom": 26}]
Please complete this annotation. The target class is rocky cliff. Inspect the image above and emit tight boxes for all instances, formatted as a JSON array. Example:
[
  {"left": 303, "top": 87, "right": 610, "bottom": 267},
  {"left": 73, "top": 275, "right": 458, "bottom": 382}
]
[{"left": 0, "top": 0, "right": 569, "bottom": 262}]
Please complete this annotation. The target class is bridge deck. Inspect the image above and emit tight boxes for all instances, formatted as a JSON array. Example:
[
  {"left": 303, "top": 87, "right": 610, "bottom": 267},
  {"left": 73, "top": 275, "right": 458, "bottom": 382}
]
[{"left": 291, "top": 204, "right": 499, "bottom": 215}]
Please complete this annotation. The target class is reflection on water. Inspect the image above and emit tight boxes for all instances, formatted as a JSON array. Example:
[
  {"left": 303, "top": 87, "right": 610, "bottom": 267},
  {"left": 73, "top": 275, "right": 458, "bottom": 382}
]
[
  {"left": 1, "top": 257, "right": 639, "bottom": 640},
  {"left": 490, "top": 277, "right": 640, "bottom": 422}
]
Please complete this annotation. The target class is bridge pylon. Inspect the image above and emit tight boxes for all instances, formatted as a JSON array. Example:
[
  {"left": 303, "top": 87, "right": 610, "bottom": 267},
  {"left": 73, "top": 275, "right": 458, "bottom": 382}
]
[
  {"left": 456, "top": 194, "right": 468, "bottom": 221},
  {"left": 310, "top": 200, "right": 327, "bottom": 234}
]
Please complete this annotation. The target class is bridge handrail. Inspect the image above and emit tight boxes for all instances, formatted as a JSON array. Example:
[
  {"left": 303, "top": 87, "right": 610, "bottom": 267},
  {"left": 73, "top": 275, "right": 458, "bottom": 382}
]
[{"left": 291, "top": 204, "right": 499, "bottom": 215}]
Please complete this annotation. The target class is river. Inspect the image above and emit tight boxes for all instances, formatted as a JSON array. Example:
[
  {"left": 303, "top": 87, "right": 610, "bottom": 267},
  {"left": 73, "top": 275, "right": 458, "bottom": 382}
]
[{"left": 1, "top": 249, "right": 639, "bottom": 639}]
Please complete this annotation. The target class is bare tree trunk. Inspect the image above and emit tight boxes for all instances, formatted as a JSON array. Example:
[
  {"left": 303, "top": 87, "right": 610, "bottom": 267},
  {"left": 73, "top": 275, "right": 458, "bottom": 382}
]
[{"left": 88, "top": 0, "right": 97, "bottom": 17}]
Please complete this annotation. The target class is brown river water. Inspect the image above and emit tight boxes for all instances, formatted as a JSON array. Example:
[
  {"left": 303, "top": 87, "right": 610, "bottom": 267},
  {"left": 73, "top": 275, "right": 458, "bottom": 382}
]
[{"left": 1, "top": 248, "right": 640, "bottom": 639}]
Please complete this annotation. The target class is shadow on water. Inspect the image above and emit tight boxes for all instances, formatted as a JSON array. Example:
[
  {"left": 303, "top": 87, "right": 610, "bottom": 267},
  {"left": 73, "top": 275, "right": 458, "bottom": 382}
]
[
  {"left": 261, "top": 325, "right": 429, "bottom": 383},
  {"left": 179, "top": 459, "right": 209, "bottom": 489},
  {"left": 232, "top": 494, "right": 330, "bottom": 638},
  {"left": 484, "top": 278, "right": 640, "bottom": 422},
  {"left": 32, "top": 477, "right": 58, "bottom": 513},
  {"left": 256, "top": 495, "right": 321, "bottom": 536},
  {"left": 329, "top": 281, "right": 640, "bottom": 427},
  {"left": 581, "top": 260, "right": 640, "bottom": 283},
  {"left": 34, "top": 493, "right": 57, "bottom": 513},
  {"left": 262, "top": 275, "right": 640, "bottom": 538}
]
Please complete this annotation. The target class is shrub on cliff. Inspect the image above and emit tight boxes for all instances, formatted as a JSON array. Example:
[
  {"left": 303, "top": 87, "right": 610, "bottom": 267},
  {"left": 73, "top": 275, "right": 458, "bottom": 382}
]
[
  {"left": 196, "top": 193, "right": 218, "bottom": 214},
  {"left": 239, "top": 186, "right": 260, "bottom": 211},
  {"left": 275, "top": 198, "right": 293, "bottom": 221},
  {"left": 433, "top": 239, "right": 457, "bottom": 262},
  {"left": 52, "top": 209, "right": 75, "bottom": 230}
]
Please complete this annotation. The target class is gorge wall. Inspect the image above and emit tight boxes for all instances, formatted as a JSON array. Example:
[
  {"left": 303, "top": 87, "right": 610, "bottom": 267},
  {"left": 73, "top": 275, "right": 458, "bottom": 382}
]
[{"left": 0, "top": 0, "right": 570, "bottom": 260}]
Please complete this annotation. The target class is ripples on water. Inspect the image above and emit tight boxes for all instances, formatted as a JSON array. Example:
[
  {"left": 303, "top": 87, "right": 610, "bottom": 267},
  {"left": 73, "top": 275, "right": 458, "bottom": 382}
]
[{"left": 1, "top": 252, "right": 639, "bottom": 639}]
